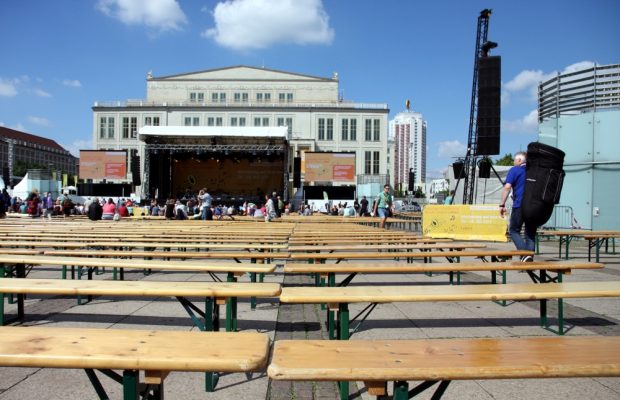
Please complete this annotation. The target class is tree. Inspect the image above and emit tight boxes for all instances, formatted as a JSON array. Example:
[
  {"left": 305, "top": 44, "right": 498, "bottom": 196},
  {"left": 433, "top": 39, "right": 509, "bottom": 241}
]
[{"left": 494, "top": 153, "right": 514, "bottom": 166}]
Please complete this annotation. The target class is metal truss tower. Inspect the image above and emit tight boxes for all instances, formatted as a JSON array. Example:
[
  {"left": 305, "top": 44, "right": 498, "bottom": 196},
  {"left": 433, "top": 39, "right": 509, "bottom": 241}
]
[{"left": 462, "top": 9, "right": 493, "bottom": 204}]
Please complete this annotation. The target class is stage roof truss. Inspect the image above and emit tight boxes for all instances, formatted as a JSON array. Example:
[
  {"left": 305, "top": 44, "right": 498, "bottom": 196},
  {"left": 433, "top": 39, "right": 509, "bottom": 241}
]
[{"left": 145, "top": 143, "right": 286, "bottom": 152}]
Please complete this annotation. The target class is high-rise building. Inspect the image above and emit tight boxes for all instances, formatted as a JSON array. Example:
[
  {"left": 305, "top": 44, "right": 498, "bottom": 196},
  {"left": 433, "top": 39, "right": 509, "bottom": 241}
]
[{"left": 389, "top": 110, "right": 427, "bottom": 192}]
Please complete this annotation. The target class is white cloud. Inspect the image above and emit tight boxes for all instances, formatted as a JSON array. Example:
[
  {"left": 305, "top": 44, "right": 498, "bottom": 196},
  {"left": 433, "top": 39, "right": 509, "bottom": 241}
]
[
  {"left": 426, "top": 167, "right": 448, "bottom": 179},
  {"left": 502, "top": 109, "right": 538, "bottom": 134},
  {"left": 203, "top": 0, "right": 334, "bottom": 50},
  {"left": 437, "top": 140, "right": 467, "bottom": 158},
  {"left": 27, "top": 116, "right": 52, "bottom": 127},
  {"left": 0, "top": 122, "right": 5, "bottom": 127},
  {"left": 62, "top": 79, "right": 82, "bottom": 88},
  {"left": 33, "top": 88, "right": 52, "bottom": 97},
  {"left": 96, "top": 0, "right": 187, "bottom": 32},
  {"left": 62, "top": 139, "right": 93, "bottom": 157},
  {"left": 502, "top": 60, "right": 596, "bottom": 103},
  {"left": 0, "top": 78, "right": 18, "bottom": 97},
  {"left": 562, "top": 61, "right": 595, "bottom": 74},
  {"left": 10, "top": 123, "right": 26, "bottom": 132},
  {"left": 503, "top": 69, "right": 548, "bottom": 93}
]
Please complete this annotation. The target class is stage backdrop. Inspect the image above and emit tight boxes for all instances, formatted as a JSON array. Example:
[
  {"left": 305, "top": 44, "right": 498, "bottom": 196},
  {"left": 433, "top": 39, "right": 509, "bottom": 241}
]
[
  {"left": 172, "top": 157, "right": 283, "bottom": 197},
  {"left": 422, "top": 204, "right": 508, "bottom": 242},
  {"left": 79, "top": 150, "right": 127, "bottom": 180}
]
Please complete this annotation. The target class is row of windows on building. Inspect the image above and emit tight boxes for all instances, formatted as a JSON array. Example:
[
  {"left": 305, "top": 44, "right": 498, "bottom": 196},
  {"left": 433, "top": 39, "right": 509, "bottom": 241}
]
[
  {"left": 99, "top": 116, "right": 383, "bottom": 142},
  {"left": 317, "top": 118, "right": 381, "bottom": 142},
  {"left": 189, "top": 91, "right": 294, "bottom": 103}
]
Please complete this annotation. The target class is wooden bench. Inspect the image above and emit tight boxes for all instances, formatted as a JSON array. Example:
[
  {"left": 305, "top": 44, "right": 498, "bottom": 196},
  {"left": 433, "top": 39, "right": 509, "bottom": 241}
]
[
  {"left": 279, "top": 281, "right": 620, "bottom": 339},
  {"left": 287, "top": 243, "right": 485, "bottom": 252},
  {"left": 287, "top": 237, "right": 452, "bottom": 245},
  {"left": 582, "top": 233, "right": 619, "bottom": 262},
  {"left": 0, "top": 253, "right": 277, "bottom": 309},
  {"left": 268, "top": 336, "right": 620, "bottom": 400},
  {"left": 284, "top": 260, "right": 604, "bottom": 286},
  {"left": 42, "top": 249, "right": 291, "bottom": 264},
  {"left": 0, "top": 240, "right": 288, "bottom": 252},
  {"left": 0, "top": 278, "right": 281, "bottom": 334},
  {"left": 0, "top": 326, "right": 269, "bottom": 400},
  {"left": 537, "top": 230, "right": 619, "bottom": 259},
  {"left": 289, "top": 249, "right": 534, "bottom": 264}
]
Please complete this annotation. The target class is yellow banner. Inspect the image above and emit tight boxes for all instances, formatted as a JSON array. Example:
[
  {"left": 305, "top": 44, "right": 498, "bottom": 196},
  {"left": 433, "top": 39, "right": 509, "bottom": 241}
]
[
  {"left": 422, "top": 204, "right": 508, "bottom": 242},
  {"left": 62, "top": 174, "right": 68, "bottom": 187}
]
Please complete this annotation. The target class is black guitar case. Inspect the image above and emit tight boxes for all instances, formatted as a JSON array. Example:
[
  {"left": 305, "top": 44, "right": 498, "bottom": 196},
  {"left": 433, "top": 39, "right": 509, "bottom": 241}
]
[{"left": 521, "top": 142, "right": 566, "bottom": 227}]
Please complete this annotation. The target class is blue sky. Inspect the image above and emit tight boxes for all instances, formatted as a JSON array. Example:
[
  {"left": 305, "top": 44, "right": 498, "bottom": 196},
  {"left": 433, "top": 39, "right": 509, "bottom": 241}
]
[{"left": 1, "top": 0, "right": 618, "bottom": 178}]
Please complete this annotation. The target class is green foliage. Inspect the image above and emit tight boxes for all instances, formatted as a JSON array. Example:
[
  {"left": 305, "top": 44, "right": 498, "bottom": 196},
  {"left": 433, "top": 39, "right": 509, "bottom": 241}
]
[
  {"left": 494, "top": 153, "right": 514, "bottom": 166},
  {"left": 414, "top": 187, "right": 426, "bottom": 198},
  {"left": 12, "top": 160, "right": 47, "bottom": 177}
]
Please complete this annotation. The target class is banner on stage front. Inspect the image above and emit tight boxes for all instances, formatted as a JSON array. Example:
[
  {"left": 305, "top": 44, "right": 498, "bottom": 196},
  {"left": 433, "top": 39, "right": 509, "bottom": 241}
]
[{"left": 422, "top": 204, "right": 508, "bottom": 241}]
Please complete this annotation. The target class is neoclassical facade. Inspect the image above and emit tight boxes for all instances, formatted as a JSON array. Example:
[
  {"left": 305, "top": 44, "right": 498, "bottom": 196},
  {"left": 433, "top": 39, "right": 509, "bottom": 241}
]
[{"left": 92, "top": 66, "right": 389, "bottom": 198}]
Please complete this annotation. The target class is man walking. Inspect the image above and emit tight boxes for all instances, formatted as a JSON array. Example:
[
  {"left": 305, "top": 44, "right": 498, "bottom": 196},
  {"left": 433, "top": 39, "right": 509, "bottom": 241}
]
[
  {"left": 373, "top": 184, "right": 393, "bottom": 229},
  {"left": 499, "top": 152, "right": 536, "bottom": 261}
]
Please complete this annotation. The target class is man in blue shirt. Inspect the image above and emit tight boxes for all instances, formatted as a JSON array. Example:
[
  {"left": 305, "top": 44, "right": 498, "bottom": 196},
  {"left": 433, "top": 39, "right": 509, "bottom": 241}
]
[{"left": 499, "top": 152, "right": 536, "bottom": 261}]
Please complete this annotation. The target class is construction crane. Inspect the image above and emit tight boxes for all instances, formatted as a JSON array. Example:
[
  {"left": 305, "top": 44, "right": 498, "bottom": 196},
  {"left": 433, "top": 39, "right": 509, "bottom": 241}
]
[{"left": 461, "top": 9, "right": 497, "bottom": 204}]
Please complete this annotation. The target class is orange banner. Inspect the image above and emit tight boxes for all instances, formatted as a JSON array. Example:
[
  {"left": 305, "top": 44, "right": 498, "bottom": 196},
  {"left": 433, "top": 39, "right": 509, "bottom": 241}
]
[{"left": 79, "top": 151, "right": 127, "bottom": 180}]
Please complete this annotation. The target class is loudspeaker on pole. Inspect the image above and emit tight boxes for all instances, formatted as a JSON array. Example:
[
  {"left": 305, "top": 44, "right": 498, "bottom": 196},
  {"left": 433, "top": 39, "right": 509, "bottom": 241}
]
[
  {"left": 408, "top": 168, "right": 415, "bottom": 189},
  {"left": 131, "top": 154, "right": 141, "bottom": 186},
  {"left": 293, "top": 157, "right": 301, "bottom": 188},
  {"left": 478, "top": 158, "right": 491, "bottom": 179},
  {"left": 452, "top": 162, "right": 466, "bottom": 179}
]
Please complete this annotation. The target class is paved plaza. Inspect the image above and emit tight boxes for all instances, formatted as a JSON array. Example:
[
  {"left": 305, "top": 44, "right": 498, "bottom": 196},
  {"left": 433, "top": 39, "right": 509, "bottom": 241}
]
[{"left": 0, "top": 235, "right": 618, "bottom": 399}]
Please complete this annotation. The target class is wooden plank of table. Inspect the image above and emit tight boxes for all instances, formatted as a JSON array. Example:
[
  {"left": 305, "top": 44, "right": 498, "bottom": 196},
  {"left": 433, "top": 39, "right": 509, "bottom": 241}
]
[
  {"left": 0, "top": 241, "right": 287, "bottom": 251},
  {"left": 42, "top": 250, "right": 291, "bottom": 260},
  {"left": 287, "top": 243, "right": 485, "bottom": 252},
  {"left": 279, "top": 281, "right": 620, "bottom": 304},
  {"left": 0, "top": 278, "right": 282, "bottom": 298},
  {"left": 0, "top": 254, "right": 277, "bottom": 273},
  {"left": 1, "top": 235, "right": 289, "bottom": 244},
  {"left": 287, "top": 238, "right": 452, "bottom": 245},
  {"left": 283, "top": 261, "right": 604, "bottom": 274},
  {"left": 539, "top": 230, "right": 620, "bottom": 237},
  {"left": 289, "top": 250, "right": 532, "bottom": 260},
  {"left": 0, "top": 326, "right": 269, "bottom": 372},
  {"left": 268, "top": 337, "right": 620, "bottom": 381}
]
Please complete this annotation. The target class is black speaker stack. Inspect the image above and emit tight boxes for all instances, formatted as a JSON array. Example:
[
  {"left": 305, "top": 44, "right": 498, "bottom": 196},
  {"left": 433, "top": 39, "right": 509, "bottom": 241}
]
[
  {"left": 130, "top": 150, "right": 141, "bottom": 186},
  {"left": 293, "top": 157, "right": 301, "bottom": 188},
  {"left": 476, "top": 55, "right": 501, "bottom": 156}
]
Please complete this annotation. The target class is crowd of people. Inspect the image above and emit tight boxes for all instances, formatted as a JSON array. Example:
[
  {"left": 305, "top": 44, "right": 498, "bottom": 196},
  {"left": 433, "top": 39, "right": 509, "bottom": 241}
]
[
  {"left": 0, "top": 189, "right": 82, "bottom": 219},
  {"left": 0, "top": 185, "right": 398, "bottom": 228}
]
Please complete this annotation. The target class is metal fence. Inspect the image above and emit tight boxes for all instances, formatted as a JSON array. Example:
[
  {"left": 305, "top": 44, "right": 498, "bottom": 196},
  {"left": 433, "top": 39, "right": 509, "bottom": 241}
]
[{"left": 542, "top": 205, "right": 586, "bottom": 230}]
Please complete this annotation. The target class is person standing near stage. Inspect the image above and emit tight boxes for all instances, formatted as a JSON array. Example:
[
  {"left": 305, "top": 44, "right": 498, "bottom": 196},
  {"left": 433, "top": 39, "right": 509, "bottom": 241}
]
[
  {"left": 372, "top": 184, "right": 393, "bottom": 229},
  {"left": 200, "top": 188, "right": 213, "bottom": 221},
  {"left": 264, "top": 193, "right": 276, "bottom": 222},
  {"left": 359, "top": 196, "right": 369, "bottom": 216},
  {"left": 499, "top": 151, "right": 536, "bottom": 261},
  {"left": 276, "top": 195, "right": 284, "bottom": 217}
]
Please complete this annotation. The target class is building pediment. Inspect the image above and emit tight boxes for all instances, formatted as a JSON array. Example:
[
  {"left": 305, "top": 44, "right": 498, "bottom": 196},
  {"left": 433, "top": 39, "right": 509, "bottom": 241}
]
[{"left": 152, "top": 65, "right": 332, "bottom": 82}]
